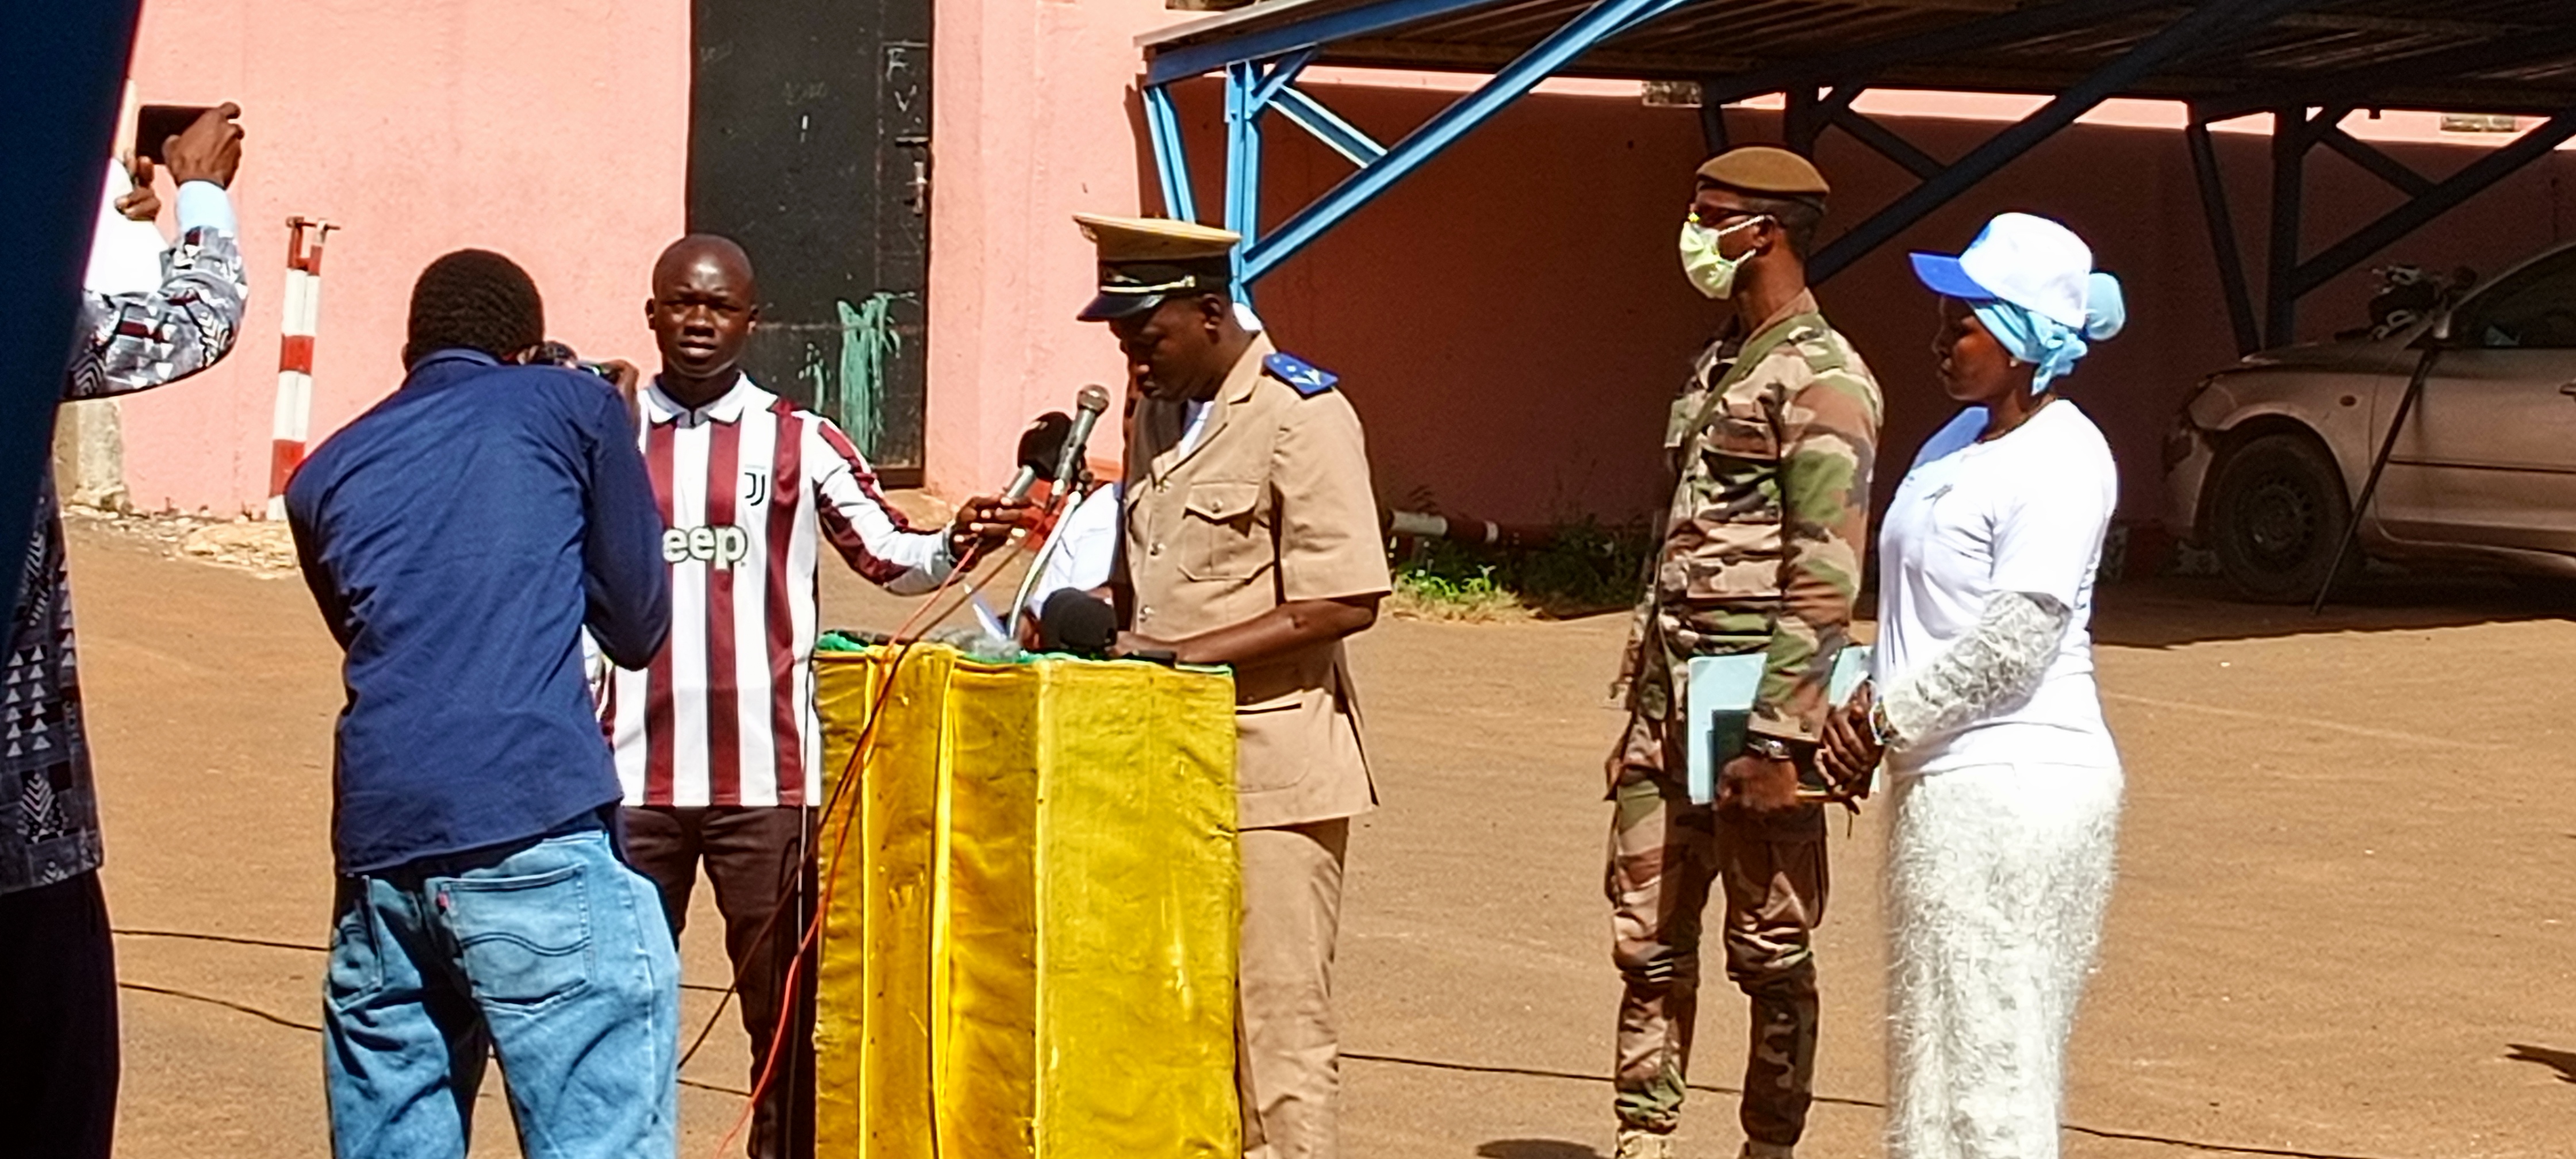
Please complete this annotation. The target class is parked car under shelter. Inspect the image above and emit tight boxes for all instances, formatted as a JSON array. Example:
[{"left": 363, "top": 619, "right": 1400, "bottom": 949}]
[{"left": 2165, "top": 242, "right": 2576, "bottom": 602}]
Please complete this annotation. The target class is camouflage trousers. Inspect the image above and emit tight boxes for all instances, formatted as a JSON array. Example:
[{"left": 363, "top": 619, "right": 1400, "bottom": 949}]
[{"left": 1605, "top": 709, "right": 1827, "bottom": 1144}]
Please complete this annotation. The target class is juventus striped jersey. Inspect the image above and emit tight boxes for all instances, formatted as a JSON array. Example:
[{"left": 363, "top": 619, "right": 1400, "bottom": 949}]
[{"left": 603, "top": 376, "right": 953, "bottom": 807}]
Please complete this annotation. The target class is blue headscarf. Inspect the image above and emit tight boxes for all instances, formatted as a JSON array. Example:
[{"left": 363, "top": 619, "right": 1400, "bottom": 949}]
[{"left": 1967, "top": 271, "right": 2127, "bottom": 395}]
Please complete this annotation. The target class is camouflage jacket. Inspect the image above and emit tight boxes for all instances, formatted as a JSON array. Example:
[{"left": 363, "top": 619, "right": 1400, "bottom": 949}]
[{"left": 1619, "top": 291, "right": 1881, "bottom": 746}]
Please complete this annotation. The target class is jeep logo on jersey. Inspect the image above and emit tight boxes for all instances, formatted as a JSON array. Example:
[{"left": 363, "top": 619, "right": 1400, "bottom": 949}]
[{"left": 664, "top": 525, "right": 752, "bottom": 569}]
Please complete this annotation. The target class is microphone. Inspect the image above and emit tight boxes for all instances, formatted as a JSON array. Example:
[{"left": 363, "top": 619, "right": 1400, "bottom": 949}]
[
  {"left": 1001, "top": 411, "right": 1074, "bottom": 502},
  {"left": 1037, "top": 589, "right": 1119, "bottom": 658},
  {"left": 1052, "top": 385, "right": 1112, "bottom": 494},
  {"left": 1003, "top": 385, "right": 1114, "bottom": 641}
]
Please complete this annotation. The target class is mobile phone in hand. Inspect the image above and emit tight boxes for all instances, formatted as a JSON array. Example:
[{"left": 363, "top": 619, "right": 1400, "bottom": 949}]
[{"left": 135, "top": 105, "right": 217, "bottom": 165}]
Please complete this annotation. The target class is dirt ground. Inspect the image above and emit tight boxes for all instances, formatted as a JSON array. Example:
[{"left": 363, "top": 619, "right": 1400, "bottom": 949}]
[{"left": 61, "top": 512, "right": 2576, "bottom": 1159}]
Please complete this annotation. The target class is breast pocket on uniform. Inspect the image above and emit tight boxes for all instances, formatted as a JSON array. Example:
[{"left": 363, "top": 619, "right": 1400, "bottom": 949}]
[
  {"left": 1693, "top": 396, "right": 1784, "bottom": 526},
  {"left": 1700, "top": 396, "right": 1781, "bottom": 465},
  {"left": 1180, "top": 480, "right": 1266, "bottom": 581}
]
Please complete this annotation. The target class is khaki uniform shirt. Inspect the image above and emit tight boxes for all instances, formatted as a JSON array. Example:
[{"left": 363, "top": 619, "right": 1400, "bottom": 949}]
[
  {"left": 1617, "top": 290, "right": 1883, "bottom": 747},
  {"left": 1122, "top": 335, "right": 1392, "bottom": 831}
]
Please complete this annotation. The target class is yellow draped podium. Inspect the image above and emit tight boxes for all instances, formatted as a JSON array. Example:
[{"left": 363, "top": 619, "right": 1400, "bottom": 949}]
[{"left": 812, "top": 643, "right": 1241, "bottom": 1157}]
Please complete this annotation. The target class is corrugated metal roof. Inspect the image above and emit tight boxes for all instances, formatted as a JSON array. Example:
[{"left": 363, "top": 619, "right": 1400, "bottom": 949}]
[{"left": 1144, "top": 0, "right": 2576, "bottom": 116}]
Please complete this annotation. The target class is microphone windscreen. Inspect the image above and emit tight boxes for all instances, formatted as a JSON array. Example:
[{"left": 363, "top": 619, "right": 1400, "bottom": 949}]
[
  {"left": 1038, "top": 589, "right": 1119, "bottom": 658},
  {"left": 1017, "top": 412, "right": 1074, "bottom": 474}
]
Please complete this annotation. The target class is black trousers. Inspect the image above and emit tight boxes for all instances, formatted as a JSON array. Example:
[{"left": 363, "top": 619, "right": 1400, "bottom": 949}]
[
  {"left": 0, "top": 870, "right": 118, "bottom": 1159},
  {"left": 624, "top": 806, "right": 816, "bottom": 1159}
]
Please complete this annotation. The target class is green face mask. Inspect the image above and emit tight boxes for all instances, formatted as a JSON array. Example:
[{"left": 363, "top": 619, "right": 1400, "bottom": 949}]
[{"left": 1677, "top": 214, "right": 1766, "bottom": 300}]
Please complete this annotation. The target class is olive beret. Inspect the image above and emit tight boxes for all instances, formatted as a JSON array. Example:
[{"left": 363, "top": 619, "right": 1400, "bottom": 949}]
[{"left": 1696, "top": 146, "right": 1830, "bottom": 199}]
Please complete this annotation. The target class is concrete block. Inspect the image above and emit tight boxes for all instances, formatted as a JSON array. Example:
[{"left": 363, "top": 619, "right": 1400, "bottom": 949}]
[{"left": 50, "top": 398, "right": 126, "bottom": 512}]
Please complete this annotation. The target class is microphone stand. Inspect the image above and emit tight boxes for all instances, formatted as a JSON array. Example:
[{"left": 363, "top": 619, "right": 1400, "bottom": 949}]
[{"left": 1004, "top": 469, "right": 1089, "bottom": 643}]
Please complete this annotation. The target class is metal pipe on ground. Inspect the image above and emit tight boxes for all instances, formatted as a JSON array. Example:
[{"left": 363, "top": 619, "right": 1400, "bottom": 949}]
[{"left": 1381, "top": 508, "right": 1551, "bottom": 550}]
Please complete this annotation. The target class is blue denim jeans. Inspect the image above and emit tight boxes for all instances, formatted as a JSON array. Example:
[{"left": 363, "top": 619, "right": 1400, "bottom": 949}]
[{"left": 322, "top": 823, "right": 680, "bottom": 1159}]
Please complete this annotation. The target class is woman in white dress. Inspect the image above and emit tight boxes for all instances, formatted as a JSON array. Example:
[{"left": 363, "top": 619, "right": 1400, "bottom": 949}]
[{"left": 1819, "top": 212, "right": 2126, "bottom": 1159}]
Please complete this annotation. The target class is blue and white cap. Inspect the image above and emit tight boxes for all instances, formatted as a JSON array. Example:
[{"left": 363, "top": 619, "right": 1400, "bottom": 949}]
[
  {"left": 1911, "top": 212, "right": 2126, "bottom": 394},
  {"left": 1908, "top": 212, "right": 2098, "bottom": 328}
]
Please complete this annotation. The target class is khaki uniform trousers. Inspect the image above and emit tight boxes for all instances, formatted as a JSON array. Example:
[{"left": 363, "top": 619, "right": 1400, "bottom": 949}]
[
  {"left": 1606, "top": 711, "right": 1827, "bottom": 1147},
  {"left": 1235, "top": 818, "right": 1350, "bottom": 1159}
]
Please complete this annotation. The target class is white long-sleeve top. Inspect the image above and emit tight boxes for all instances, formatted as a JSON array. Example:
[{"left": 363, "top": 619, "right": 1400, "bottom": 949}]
[{"left": 1872, "top": 400, "right": 2121, "bottom": 775}]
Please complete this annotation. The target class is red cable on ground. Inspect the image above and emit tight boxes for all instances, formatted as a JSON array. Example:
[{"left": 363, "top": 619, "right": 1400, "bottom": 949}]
[
  {"left": 708, "top": 504, "right": 1056, "bottom": 1158},
  {"left": 673, "top": 546, "right": 1006, "bottom": 1074},
  {"left": 706, "top": 594, "right": 949, "bottom": 1156}
]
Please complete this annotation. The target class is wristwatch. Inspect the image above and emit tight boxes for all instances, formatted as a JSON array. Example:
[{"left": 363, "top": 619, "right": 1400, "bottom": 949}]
[
  {"left": 1743, "top": 734, "right": 1797, "bottom": 762},
  {"left": 1868, "top": 700, "right": 1900, "bottom": 747}
]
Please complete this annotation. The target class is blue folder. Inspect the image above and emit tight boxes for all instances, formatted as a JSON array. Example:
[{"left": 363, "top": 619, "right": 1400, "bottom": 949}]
[{"left": 1685, "top": 646, "right": 1872, "bottom": 806}]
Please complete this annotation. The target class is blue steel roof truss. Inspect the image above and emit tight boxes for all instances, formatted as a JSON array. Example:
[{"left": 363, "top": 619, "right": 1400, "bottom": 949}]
[
  {"left": 1692, "top": 0, "right": 2152, "bottom": 110},
  {"left": 1144, "top": 83, "right": 1198, "bottom": 225},
  {"left": 1808, "top": 0, "right": 2322, "bottom": 283},
  {"left": 1274, "top": 85, "right": 1389, "bottom": 167},
  {"left": 1148, "top": 0, "right": 1697, "bottom": 286},
  {"left": 1145, "top": 0, "right": 1503, "bottom": 89},
  {"left": 1141, "top": 0, "right": 2576, "bottom": 343}
]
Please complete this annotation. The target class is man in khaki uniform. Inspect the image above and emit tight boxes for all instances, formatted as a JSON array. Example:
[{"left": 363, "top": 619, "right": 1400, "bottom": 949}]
[
  {"left": 1607, "top": 149, "right": 1883, "bottom": 1159},
  {"left": 1078, "top": 214, "right": 1390, "bottom": 1159}
]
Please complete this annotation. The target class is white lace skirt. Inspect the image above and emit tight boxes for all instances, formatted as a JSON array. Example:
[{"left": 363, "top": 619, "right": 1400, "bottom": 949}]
[{"left": 1883, "top": 761, "right": 2123, "bottom": 1159}]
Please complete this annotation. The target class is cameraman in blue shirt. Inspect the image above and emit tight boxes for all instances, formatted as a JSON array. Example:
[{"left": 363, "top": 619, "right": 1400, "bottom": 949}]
[{"left": 286, "top": 249, "right": 677, "bottom": 1159}]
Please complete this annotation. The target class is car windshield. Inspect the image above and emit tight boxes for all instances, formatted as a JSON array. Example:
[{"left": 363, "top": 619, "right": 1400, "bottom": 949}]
[{"left": 2455, "top": 247, "right": 2576, "bottom": 348}]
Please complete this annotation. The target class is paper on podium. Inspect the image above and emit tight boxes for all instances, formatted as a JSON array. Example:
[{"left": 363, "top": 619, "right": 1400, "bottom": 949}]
[{"left": 1685, "top": 646, "right": 1871, "bottom": 805}]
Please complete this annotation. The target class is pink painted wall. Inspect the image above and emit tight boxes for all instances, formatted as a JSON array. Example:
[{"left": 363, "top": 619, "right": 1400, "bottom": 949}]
[
  {"left": 117, "top": 0, "right": 690, "bottom": 515},
  {"left": 922, "top": 0, "right": 1190, "bottom": 500}
]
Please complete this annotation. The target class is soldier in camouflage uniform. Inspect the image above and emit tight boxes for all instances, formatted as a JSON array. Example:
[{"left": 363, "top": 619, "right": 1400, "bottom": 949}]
[{"left": 1606, "top": 147, "right": 1882, "bottom": 1159}]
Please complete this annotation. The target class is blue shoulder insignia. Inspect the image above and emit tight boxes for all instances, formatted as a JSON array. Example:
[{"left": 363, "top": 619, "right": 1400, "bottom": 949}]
[{"left": 1263, "top": 351, "right": 1339, "bottom": 397}]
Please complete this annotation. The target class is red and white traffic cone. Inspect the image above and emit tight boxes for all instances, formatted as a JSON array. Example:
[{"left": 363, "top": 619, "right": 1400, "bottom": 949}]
[{"left": 266, "top": 216, "right": 335, "bottom": 520}]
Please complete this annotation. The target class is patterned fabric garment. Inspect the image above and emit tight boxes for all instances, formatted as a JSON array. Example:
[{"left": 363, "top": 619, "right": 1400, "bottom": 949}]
[
  {"left": 1883, "top": 762, "right": 2122, "bottom": 1159},
  {"left": 1879, "top": 590, "right": 2070, "bottom": 743},
  {"left": 1612, "top": 290, "right": 1883, "bottom": 751},
  {"left": 2, "top": 227, "right": 245, "bottom": 896},
  {"left": 601, "top": 376, "right": 950, "bottom": 809}
]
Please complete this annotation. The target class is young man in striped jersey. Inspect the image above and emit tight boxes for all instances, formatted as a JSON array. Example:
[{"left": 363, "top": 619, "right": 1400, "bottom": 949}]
[{"left": 604, "top": 235, "right": 1018, "bottom": 1159}]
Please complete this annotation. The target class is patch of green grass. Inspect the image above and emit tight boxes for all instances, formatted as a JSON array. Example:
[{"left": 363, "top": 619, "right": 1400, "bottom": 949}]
[
  {"left": 1389, "top": 519, "right": 1654, "bottom": 621},
  {"left": 1390, "top": 562, "right": 1518, "bottom": 621}
]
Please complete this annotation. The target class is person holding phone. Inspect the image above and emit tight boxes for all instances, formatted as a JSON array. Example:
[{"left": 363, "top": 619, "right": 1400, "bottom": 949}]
[
  {"left": 1819, "top": 212, "right": 2128, "bottom": 1159},
  {"left": 1, "top": 102, "right": 245, "bottom": 1159}
]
